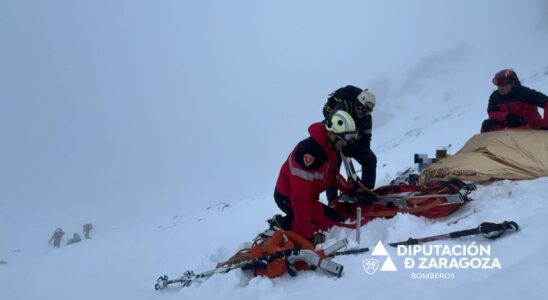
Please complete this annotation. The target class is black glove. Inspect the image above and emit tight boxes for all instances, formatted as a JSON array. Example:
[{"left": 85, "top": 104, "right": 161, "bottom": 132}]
[
  {"left": 341, "top": 144, "right": 353, "bottom": 157},
  {"left": 506, "top": 113, "right": 526, "bottom": 127},
  {"left": 310, "top": 232, "right": 326, "bottom": 246},
  {"left": 540, "top": 127, "right": 548, "bottom": 131}
]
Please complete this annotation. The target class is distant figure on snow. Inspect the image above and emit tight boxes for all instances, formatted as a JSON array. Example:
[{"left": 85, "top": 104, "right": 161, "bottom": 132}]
[
  {"left": 82, "top": 223, "right": 93, "bottom": 239},
  {"left": 49, "top": 228, "right": 65, "bottom": 248},
  {"left": 66, "top": 233, "right": 82, "bottom": 245},
  {"left": 481, "top": 69, "right": 548, "bottom": 133}
]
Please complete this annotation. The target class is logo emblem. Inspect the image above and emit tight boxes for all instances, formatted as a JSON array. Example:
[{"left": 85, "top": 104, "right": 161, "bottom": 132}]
[
  {"left": 362, "top": 259, "right": 380, "bottom": 275},
  {"left": 363, "top": 241, "right": 398, "bottom": 275},
  {"left": 303, "top": 154, "right": 315, "bottom": 166}
]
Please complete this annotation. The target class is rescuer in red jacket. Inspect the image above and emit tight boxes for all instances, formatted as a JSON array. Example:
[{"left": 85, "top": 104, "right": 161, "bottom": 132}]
[
  {"left": 481, "top": 69, "right": 548, "bottom": 133},
  {"left": 272, "top": 110, "right": 358, "bottom": 243}
]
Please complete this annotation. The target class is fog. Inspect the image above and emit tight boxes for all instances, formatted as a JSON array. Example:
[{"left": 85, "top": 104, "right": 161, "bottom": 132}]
[{"left": 1, "top": 0, "right": 545, "bottom": 226}]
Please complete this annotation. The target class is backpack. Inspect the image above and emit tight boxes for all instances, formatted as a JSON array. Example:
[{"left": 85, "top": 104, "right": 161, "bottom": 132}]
[
  {"left": 248, "top": 230, "right": 315, "bottom": 278},
  {"left": 217, "top": 230, "right": 345, "bottom": 279}
]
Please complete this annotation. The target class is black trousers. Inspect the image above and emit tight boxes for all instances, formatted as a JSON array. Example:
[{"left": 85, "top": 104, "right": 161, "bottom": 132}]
[
  {"left": 274, "top": 189, "right": 345, "bottom": 230},
  {"left": 325, "top": 148, "right": 377, "bottom": 201}
]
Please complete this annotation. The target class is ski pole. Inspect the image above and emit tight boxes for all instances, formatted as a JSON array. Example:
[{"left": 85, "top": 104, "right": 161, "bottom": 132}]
[
  {"left": 340, "top": 152, "right": 360, "bottom": 184},
  {"left": 356, "top": 207, "right": 362, "bottom": 244},
  {"left": 388, "top": 221, "right": 519, "bottom": 247},
  {"left": 328, "top": 221, "right": 519, "bottom": 257},
  {"left": 155, "top": 262, "right": 251, "bottom": 290},
  {"left": 155, "top": 248, "right": 301, "bottom": 290},
  {"left": 156, "top": 238, "right": 349, "bottom": 290},
  {"left": 328, "top": 247, "right": 370, "bottom": 257}
]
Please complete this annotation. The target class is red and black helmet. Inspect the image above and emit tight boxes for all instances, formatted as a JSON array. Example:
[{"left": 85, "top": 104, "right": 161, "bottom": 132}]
[{"left": 492, "top": 69, "right": 519, "bottom": 86}]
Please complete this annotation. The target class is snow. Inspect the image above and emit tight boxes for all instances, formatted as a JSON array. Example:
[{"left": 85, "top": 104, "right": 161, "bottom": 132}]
[
  {"left": 3, "top": 174, "right": 548, "bottom": 300},
  {"left": 2, "top": 1, "right": 548, "bottom": 299}
]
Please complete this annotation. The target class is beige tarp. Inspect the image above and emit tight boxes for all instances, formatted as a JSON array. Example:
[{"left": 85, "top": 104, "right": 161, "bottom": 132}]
[{"left": 420, "top": 130, "right": 548, "bottom": 183}]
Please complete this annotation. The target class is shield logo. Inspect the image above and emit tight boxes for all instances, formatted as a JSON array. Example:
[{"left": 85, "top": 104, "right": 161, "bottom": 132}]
[
  {"left": 362, "top": 259, "right": 380, "bottom": 275},
  {"left": 303, "top": 154, "right": 315, "bottom": 167}
]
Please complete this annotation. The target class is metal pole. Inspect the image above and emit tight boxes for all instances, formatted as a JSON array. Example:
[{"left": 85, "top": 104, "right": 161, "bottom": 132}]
[
  {"left": 340, "top": 151, "right": 359, "bottom": 183},
  {"left": 356, "top": 207, "right": 362, "bottom": 244}
]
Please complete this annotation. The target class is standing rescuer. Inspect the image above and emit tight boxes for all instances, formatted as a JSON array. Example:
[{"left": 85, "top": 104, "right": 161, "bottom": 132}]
[
  {"left": 272, "top": 110, "right": 359, "bottom": 245},
  {"left": 481, "top": 68, "right": 548, "bottom": 133},
  {"left": 322, "top": 85, "right": 377, "bottom": 202},
  {"left": 48, "top": 228, "right": 65, "bottom": 248}
]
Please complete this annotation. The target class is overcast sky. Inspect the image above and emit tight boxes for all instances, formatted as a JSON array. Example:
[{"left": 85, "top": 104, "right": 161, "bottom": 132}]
[{"left": 1, "top": 0, "right": 546, "bottom": 224}]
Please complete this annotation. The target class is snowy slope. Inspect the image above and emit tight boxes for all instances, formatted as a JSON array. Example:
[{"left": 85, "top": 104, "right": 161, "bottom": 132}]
[{"left": 3, "top": 178, "right": 548, "bottom": 300}]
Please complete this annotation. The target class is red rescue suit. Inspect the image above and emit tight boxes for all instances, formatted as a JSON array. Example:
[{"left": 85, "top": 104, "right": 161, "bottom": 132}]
[
  {"left": 482, "top": 85, "right": 548, "bottom": 132},
  {"left": 275, "top": 123, "right": 353, "bottom": 238}
]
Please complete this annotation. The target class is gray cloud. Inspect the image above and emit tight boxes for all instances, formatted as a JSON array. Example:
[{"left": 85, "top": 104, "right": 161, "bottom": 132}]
[
  {"left": 396, "top": 44, "right": 474, "bottom": 98},
  {"left": 366, "top": 44, "right": 473, "bottom": 128}
]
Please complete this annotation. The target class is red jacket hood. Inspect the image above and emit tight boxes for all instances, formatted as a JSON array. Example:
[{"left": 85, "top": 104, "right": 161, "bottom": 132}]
[
  {"left": 308, "top": 122, "right": 336, "bottom": 157},
  {"left": 308, "top": 122, "right": 327, "bottom": 144}
]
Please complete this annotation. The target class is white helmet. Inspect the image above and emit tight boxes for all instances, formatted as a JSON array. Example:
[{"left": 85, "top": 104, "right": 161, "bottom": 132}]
[
  {"left": 357, "top": 89, "right": 376, "bottom": 110},
  {"left": 326, "top": 110, "right": 357, "bottom": 141}
]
